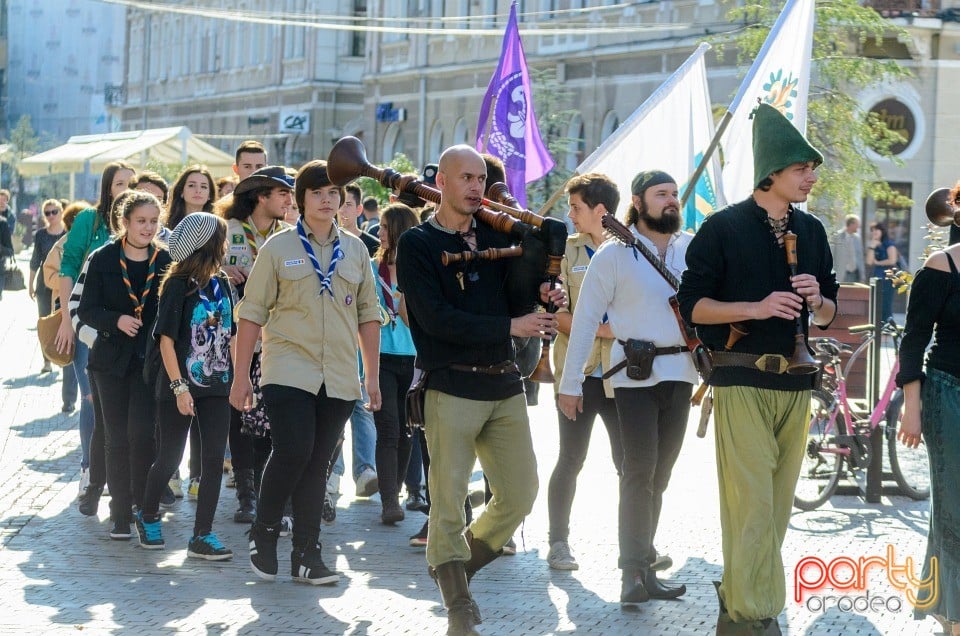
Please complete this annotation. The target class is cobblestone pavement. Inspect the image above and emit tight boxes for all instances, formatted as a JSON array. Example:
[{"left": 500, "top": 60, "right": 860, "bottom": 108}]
[{"left": 0, "top": 254, "right": 943, "bottom": 634}]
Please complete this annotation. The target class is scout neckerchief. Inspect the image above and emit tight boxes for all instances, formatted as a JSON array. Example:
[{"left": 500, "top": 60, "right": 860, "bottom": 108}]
[
  {"left": 119, "top": 238, "right": 158, "bottom": 320},
  {"left": 240, "top": 219, "right": 279, "bottom": 259},
  {"left": 297, "top": 218, "right": 343, "bottom": 299},
  {"left": 196, "top": 276, "right": 226, "bottom": 333},
  {"left": 377, "top": 258, "right": 399, "bottom": 327}
]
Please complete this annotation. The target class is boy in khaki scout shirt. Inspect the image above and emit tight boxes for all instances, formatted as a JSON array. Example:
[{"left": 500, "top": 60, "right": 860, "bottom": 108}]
[
  {"left": 546, "top": 173, "right": 623, "bottom": 574},
  {"left": 216, "top": 165, "right": 294, "bottom": 525},
  {"left": 231, "top": 159, "right": 381, "bottom": 587}
]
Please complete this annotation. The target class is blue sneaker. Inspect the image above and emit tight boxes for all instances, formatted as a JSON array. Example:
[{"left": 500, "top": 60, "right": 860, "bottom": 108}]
[
  {"left": 188, "top": 533, "right": 233, "bottom": 561},
  {"left": 135, "top": 512, "right": 164, "bottom": 549}
]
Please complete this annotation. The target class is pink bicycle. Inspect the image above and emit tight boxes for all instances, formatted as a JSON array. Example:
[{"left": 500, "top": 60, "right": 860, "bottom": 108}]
[{"left": 793, "top": 318, "right": 930, "bottom": 511}]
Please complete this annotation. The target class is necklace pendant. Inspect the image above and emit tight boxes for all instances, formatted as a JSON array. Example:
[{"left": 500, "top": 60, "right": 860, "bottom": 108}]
[{"left": 206, "top": 312, "right": 218, "bottom": 327}]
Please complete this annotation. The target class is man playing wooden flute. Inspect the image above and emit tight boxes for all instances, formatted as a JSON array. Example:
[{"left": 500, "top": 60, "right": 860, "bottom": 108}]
[
  {"left": 677, "top": 103, "right": 838, "bottom": 635},
  {"left": 557, "top": 170, "right": 695, "bottom": 606},
  {"left": 396, "top": 145, "right": 565, "bottom": 636}
]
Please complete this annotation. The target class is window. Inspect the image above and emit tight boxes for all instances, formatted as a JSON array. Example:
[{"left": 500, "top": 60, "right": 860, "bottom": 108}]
[
  {"left": 600, "top": 111, "right": 619, "bottom": 142},
  {"left": 382, "top": 123, "right": 406, "bottom": 163},
  {"left": 384, "top": 0, "right": 408, "bottom": 43},
  {"left": 564, "top": 114, "right": 585, "bottom": 172},
  {"left": 428, "top": 121, "right": 444, "bottom": 162},
  {"left": 350, "top": 0, "right": 367, "bottom": 57},
  {"left": 453, "top": 118, "right": 468, "bottom": 145}
]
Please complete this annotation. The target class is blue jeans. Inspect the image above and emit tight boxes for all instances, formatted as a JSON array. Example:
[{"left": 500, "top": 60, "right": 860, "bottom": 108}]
[
  {"left": 73, "top": 340, "right": 94, "bottom": 469},
  {"left": 332, "top": 384, "right": 377, "bottom": 480}
]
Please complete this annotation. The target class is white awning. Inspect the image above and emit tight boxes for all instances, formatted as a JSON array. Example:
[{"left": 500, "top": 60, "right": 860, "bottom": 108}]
[{"left": 19, "top": 127, "right": 234, "bottom": 177}]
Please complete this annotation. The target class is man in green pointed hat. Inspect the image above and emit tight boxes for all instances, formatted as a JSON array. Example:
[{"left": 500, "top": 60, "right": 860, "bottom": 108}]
[{"left": 677, "top": 103, "right": 839, "bottom": 635}]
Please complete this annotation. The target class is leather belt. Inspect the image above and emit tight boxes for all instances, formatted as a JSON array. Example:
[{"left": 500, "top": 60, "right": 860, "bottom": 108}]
[
  {"left": 710, "top": 351, "right": 791, "bottom": 375},
  {"left": 602, "top": 345, "right": 688, "bottom": 380},
  {"left": 449, "top": 361, "right": 519, "bottom": 376}
]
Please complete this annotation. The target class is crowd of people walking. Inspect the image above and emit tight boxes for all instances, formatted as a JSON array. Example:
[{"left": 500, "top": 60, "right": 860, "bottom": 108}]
[{"left": 1, "top": 104, "right": 952, "bottom": 636}]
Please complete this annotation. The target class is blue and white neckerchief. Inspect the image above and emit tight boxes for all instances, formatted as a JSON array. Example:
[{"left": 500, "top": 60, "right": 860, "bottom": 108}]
[
  {"left": 196, "top": 277, "right": 225, "bottom": 332},
  {"left": 297, "top": 218, "right": 343, "bottom": 299}
]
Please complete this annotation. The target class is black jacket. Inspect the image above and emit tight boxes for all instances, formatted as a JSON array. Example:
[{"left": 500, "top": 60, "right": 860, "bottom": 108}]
[
  {"left": 78, "top": 239, "right": 172, "bottom": 377},
  {"left": 677, "top": 197, "right": 838, "bottom": 390}
]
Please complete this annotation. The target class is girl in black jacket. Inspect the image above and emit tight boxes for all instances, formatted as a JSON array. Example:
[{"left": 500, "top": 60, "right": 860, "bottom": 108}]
[
  {"left": 138, "top": 212, "right": 235, "bottom": 560},
  {"left": 78, "top": 191, "right": 171, "bottom": 539}
]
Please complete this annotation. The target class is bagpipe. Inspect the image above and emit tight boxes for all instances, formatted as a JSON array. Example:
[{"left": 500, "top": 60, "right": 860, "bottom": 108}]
[{"left": 326, "top": 136, "right": 568, "bottom": 382}]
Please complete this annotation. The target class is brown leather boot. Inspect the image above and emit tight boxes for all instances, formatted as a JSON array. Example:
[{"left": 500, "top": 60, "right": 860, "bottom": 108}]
[
  {"left": 463, "top": 530, "right": 501, "bottom": 582},
  {"left": 434, "top": 561, "right": 481, "bottom": 636}
]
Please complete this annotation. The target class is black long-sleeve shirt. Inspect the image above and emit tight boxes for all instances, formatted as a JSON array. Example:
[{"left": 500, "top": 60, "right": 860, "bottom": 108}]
[
  {"left": 677, "top": 197, "right": 839, "bottom": 390},
  {"left": 396, "top": 218, "right": 540, "bottom": 401},
  {"left": 896, "top": 265, "right": 960, "bottom": 386}
]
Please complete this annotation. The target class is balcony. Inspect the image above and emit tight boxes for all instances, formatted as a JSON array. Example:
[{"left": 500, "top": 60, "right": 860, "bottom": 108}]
[{"left": 864, "top": 0, "right": 940, "bottom": 18}]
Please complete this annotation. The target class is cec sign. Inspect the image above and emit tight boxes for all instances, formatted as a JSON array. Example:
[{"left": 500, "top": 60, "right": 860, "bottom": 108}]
[{"left": 280, "top": 111, "right": 310, "bottom": 134}]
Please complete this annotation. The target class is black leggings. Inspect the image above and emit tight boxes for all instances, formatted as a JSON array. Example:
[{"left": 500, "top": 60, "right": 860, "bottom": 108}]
[
  {"left": 548, "top": 376, "right": 623, "bottom": 544},
  {"left": 143, "top": 396, "right": 230, "bottom": 536},
  {"left": 259, "top": 384, "right": 353, "bottom": 548},
  {"left": 91, "top": 368, "right": 157, "bottom": 522},
  {"left": 373, "top": 354, "right": 414, "bottom": 503}
]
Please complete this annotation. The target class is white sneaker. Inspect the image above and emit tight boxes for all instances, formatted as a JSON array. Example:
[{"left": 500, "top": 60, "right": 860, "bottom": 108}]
[
  {"left": 547, "top": 541, "right": 579, "bottom": 570},
  {"left": 355, "top": 468, "right": 379, "bottom": 497},
  {"left": 78, "top": 468, "right": 90, "bottom": 499},
  {"left": 326, "top": 472, "right": 341, "bottom": 496}
]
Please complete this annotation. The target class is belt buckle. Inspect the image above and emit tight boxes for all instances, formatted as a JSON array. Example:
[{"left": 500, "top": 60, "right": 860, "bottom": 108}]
[{"left": 755, "top": 354, "right": 788, "bottom": 374}]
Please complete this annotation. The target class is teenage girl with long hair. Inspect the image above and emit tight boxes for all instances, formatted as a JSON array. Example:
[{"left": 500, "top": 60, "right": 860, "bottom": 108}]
[
  {"left": 165, "top": 165, "right": 216, "bottom": 231},
  {"left": 58, "top": 161, "right": 134, "bottom": 513},
  {"left": 137, "top": 212, "right": 234, "bottom": 560},
  {"left": 77, "top": 191, "right": 171, "bottom": 539},
  {"left": 371, "top": 203, "right": 420, "bottom": 525}
]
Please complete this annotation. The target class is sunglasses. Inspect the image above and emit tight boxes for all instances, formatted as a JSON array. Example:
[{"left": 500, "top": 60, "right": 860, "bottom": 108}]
[{"left": 43, "top": 209, "right": 60, "bottom": 217}]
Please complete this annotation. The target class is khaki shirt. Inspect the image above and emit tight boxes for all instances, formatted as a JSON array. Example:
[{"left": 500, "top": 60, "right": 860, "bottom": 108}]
[
  {"left": 553, "top": 233, "right": 614, "bottom": 397},
  {"left": 237, "top": 224, "right": 380, "bottom": 400},
  {"left": 225, "top": 217, "right": 288, "bottom": 274}
]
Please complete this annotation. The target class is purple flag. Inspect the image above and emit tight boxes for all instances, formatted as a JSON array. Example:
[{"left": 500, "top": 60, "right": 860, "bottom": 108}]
[{"left": 476, "top": 2, "right": 553, "bottom": 208}]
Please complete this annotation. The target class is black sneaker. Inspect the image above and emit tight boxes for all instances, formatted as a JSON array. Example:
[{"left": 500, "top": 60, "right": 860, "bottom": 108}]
[
  {"left": 110, "top": 519, "right": 132, "bottom": 540},
  {"left": 159, "top": 485, "right": 177, "bottom": 509},
  {"left": 291, "top": 544, "right": 339, "bottom": 585},
  {"left": 78, "top": 485, "right": 103, "bottom": 517},
  {"left": 248, "top": 521, "right": 281, "bottom": 581},
  {"left": 188, "top": 533, "right": 233, "bottom": 561}
]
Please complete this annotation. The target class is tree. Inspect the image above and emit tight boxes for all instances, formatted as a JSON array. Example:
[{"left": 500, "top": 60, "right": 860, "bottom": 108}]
[
  {"left": 4, "top": 115, "right": 41, "bottom": 201},
  {"left": 356, "top": 152, "right": 417, "bottom": 205},
  {"left": 526, "top": 67, "right": 579, "bottom": 216},
  {"left": 714, "top": 0, "right": 913, "bottom": 227}
]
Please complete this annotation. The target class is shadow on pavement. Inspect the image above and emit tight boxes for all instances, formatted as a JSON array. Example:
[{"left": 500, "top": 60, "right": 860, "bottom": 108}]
[{"left": 7, "top": 495, "right": 352, "bottom": 634}]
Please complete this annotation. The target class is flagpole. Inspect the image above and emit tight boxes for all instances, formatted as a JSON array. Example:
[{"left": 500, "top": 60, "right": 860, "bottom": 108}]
[
  {"left": 536, "top": 174, "right": 574, "bottom": 218},
  {"left": 679, "top": 110, "right": 732, "bottom": 208}
]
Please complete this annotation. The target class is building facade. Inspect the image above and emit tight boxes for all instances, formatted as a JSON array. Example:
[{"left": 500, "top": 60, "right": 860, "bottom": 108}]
[
  {"left": 6, "top": 0, "right": 125, "bottom": 141},
  {"left": 114, "top": 0, "right": 367, "bottom": 167}
]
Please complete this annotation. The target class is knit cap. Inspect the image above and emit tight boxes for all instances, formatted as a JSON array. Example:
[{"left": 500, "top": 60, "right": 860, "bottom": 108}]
[{"left": 169, "top": 212, "right": 220, "bottom": 262}]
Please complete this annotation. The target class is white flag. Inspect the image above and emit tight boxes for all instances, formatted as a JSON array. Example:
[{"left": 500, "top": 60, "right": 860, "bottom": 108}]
[
  {"left": 577, "top": 43, "right": 724, "bottom": 230},
  {"left": 720, "top": 0, "right": 815, "bottom": 203}
]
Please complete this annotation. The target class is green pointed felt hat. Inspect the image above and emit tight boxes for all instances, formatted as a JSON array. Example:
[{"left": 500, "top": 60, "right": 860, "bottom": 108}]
[{"left": 752, "top": 103, "right": 823, "bottom": 189}]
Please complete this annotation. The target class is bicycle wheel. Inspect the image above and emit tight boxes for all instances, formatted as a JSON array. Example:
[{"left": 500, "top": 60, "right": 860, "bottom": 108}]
[
  {"left": 794, "top": 390, "right": 845, "bottom": 511},
  {"left": 885, "top": 389, "right": 931, "bottom": 501}
]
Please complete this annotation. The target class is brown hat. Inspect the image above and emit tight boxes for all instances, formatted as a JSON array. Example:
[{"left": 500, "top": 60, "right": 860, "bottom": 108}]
[{"left": 234, "top": 166, "right": 294, "bottom": 196}]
